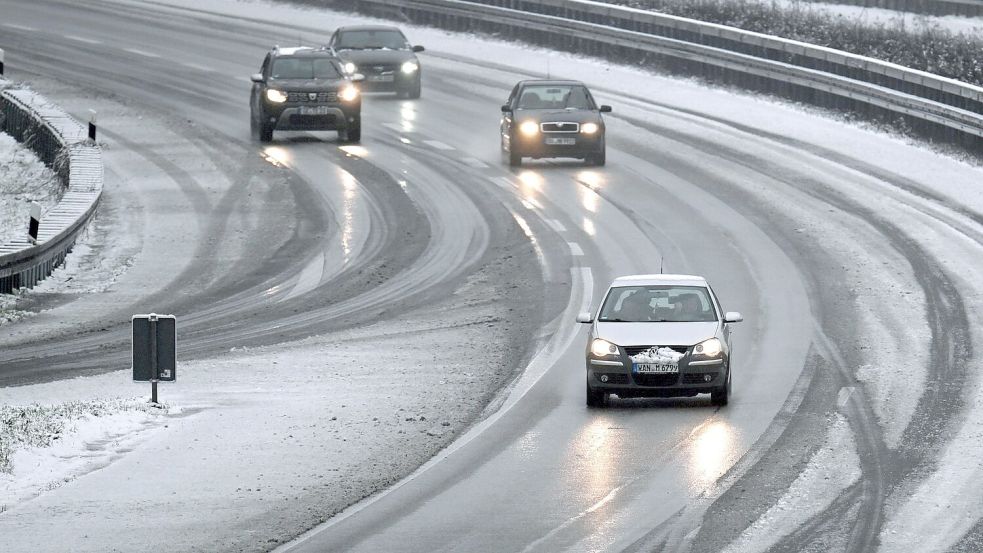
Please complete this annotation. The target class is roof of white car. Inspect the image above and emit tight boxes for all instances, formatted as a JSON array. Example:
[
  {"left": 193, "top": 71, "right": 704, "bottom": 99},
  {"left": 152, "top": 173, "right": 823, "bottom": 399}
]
[{"left": 611, "top": 274, "right": 708, "bottom": 287}]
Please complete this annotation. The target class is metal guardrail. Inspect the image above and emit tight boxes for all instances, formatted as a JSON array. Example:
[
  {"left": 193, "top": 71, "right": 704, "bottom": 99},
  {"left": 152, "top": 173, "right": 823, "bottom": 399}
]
[
  {"left": 0, "top": 84, "right": 103, "bottom": 294},
  {"left": 797, "top": 0, "right": 983, "bottom": 18},
  {"left": 335, "top": 0, "right": 983, "bottom": 147}
]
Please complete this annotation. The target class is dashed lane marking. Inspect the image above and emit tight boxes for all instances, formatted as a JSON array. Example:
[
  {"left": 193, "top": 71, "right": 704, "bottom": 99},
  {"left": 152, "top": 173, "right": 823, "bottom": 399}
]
[
  {"left": 568, "top": 242, "right": 584, "bottom": 256},
  {"left": 547, "top": 219, "right": 566, "bottom": 232},
  {"left": 462, "top": 157, "right": 489, "bottom": 168},
  {"left": 423, "top": 139, "right": 454, "bottom": 151},
  {"left": 3, "top": 23, "right": 37, "bottom": 31},
  {"left": 64, "top": 35, "right": 102, "bottom": 44},
  {"left": 124, "top": 48, "right": 161, "bottom": 58},
  {"left": 181, "top": 61, "right": 215, "bottom": 72}
]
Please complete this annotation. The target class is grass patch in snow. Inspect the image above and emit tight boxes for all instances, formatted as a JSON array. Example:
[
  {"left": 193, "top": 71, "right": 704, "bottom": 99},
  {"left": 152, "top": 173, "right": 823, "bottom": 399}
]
[
  {"left": 608, "top": 0, "right": 983, "bottom": 87},
  {"left": 0, "top": 399, "right": 158, "bottom": 474}
]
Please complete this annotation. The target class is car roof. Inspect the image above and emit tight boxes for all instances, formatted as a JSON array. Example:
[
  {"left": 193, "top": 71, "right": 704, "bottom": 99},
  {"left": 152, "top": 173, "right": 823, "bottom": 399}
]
[
  {"left": 518, "top": 80, "right": 587, "bottom": 87},
  {"left": 610, "top": 274, "right": 709, "bottom": 287},
  {"left": 271, "top": 46, "right": 340, "bottom": 58},
  {"left": 335, "top": 25, "right": 404, "bottom": 32}
]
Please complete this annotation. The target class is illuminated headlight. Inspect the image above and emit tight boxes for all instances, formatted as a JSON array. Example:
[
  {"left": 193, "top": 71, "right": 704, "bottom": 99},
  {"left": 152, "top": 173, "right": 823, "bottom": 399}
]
[
  {"left": 694, "top": 338, "right": 723, "bottom": 357},
  {"left": 265, "top": 89, "right": 288, "bottom": 103},
  {"left": 339, "top": 85, "right": 359, "bottom": 102},
  {"left": 401, "top": 61, "right": 419, "bottom": 74},
  {"left": 519, "top": 120, "right": 539, "bottom": 136},
  {"left": 580, "top": 122, "right": 599, "bottom": 135},
  {"left": 343, "top": 62, "right": 357, "bottom": 74},
  {"left": 590, "top": 339, "right": 619, "bottom": 358}
]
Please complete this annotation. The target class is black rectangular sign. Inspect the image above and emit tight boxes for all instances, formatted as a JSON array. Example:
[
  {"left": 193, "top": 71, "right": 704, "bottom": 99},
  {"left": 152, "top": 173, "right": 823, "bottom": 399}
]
[{"left": 132, "top": 314, "right": 176, "bottom": 382}]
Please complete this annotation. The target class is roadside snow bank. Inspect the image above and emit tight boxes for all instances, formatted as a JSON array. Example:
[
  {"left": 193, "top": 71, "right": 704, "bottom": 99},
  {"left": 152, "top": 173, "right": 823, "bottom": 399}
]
[
  {"left": 0, "top": 399, "right": 166, "bottom": 507},
  {"left": 721, "top": 414, "right": 861, "bottom": 553},
  {"left": 0, "top": 132, "right": 62, "bottom": 246}
]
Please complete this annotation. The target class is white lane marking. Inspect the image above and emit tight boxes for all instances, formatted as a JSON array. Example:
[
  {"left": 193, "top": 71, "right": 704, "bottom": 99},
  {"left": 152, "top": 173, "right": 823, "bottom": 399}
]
[
  {"left": 64, "top": 35, "right": 103, "bottom": 44},
  {"left": 496, "top": 176, "right": 514, "bottom": 189},
  {"left": 520, "top": 481, "right": 622, "bottom": 553},
  {"left": 124, "top": 48, "right": 161, "bottom": 58},
  {"left": 462, "top": 157, "right": 488, "bottom": 168},
  {"left": 837, "top": 386, "right": 856, "bottom": 408},
  {"left": 521, "top": 200, "right": 536, "bottom": 210},
  {"left": 423, "top": 139, "right": 454, "bottom": 151},
  {"left": 277, "top": 266, "right": 591, "bottom": 553},
  {"left": 547, "top": 219, "right": 566, "bottom": 232},
  {"left": 568, "top": 242, "right": 584, "bottom": 256},
  {"left": 181, "top": 61, "right": 215, "bottom": 72},
  {"left": 3, "top": 23, "right": 37, "bottom": 31},
  {"left": 282, "top": 252, "right": 325, "bottom": 302},
  {"left": 381, "top": 122, "right": 404, "bottom": 132}
]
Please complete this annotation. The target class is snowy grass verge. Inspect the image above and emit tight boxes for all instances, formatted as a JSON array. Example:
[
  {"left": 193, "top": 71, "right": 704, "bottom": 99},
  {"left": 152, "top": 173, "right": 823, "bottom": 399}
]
[
  {"left": 0, "top": 132, "right": 63, "bottom": 246},
  {"left": 0, "top": 398, "right": 166, "bottom": 509}
]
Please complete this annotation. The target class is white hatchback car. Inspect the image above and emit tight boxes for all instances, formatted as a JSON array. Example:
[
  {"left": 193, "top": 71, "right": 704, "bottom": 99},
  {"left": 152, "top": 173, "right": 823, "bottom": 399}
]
[{"left": 577, "top": 274, "right": 743, "bottom": 407}]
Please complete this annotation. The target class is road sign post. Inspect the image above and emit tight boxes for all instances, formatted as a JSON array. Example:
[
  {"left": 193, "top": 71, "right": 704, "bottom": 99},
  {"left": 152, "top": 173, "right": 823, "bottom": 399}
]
[{"left": 132, "top": 313, "right": 176, "bottom": 404}]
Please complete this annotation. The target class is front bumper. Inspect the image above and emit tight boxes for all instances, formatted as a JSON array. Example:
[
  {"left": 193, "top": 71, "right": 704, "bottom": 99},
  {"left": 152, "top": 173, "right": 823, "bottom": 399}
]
[
  {"left": 266, "top": 104, "right": 359, "bottom": 131},
  {"left": 359, "top": 72, "right": 418, "bottom": 92},
  {"left": 586, "top": 356, "right": 727, "bottom": 398},
  {"left": 513, "top": 132, "right": 603, "bottom": 158}
]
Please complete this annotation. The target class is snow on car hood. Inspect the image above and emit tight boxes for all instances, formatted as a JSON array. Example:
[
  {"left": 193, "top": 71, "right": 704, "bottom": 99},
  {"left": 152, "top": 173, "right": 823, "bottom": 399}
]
[{"left": 595, "top": 321, "right": 719, "bottom": 347}]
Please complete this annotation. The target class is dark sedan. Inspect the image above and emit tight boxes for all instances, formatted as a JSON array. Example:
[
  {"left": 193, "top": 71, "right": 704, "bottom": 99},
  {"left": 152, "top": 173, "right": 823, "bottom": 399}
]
[
  {"left": 328, "top": 25, "right": 424, "bottom": 98},
  {"left": 500, "top": 80, "right": 611, "bottom": 167}
]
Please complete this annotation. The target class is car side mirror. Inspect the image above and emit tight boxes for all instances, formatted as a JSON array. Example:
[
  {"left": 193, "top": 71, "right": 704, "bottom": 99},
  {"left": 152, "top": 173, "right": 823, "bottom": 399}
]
[
  {"left": 599, "top": 105, "right": 612, "bottom": 113},
  {"left": 250, "top": 73, "right": 265, "bottom": 83},
  {"left": 351, "top": 73, "right": 366, "bottom": 83},
  {"left": 501, "top": 104, "right": 512, "bottom": 113},
  {"left": 724, "top": 312, "right": 743, "bottom": 323},
  {"left": 576, "top": 312, "right": 593, "bottom": 324},
  {"left": 412, "top": 45, "right": 425, "bottom": 53}
]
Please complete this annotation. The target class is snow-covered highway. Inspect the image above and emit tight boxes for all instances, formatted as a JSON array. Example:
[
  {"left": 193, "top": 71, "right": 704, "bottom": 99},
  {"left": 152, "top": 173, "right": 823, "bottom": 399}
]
[{"left": 2, "top": 0, "right": 983, "bottom": 552}]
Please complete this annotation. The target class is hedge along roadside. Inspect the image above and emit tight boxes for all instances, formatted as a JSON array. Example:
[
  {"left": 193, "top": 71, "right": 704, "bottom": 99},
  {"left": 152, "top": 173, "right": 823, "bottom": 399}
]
[
  {"left": 326, "top": 0, "right": 983, "bottom": 150},
  {"left": 0, "top": 82, "right": 103, "bottom": 294}
]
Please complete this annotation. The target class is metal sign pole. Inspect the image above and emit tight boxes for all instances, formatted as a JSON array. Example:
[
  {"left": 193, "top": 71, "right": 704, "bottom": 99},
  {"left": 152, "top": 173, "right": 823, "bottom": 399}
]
[{"left": 149, "top": 313, "right": 158, "bottom": 404}]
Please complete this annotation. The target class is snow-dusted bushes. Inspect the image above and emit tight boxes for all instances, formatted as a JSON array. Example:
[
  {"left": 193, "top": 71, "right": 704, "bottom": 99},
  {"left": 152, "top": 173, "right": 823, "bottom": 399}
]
[{"left": 609, "top": 0, "right": 983, "bottom": 87}]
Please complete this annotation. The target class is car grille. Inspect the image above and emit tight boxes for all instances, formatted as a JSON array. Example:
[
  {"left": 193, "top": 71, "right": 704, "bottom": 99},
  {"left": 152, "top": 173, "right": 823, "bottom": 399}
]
[
  {"left": 595, "top": 373, "right": 629, "bottom": 384},
  {"left": 541, "top": 122, "right": 579, "bottom": 133},
  {"left": 287, "top": 91, "right": 339, "bottom": 103},
  {"left": 633, "top": 373, "right": 679, "bottom": 387},
  {"left": 363, "top": 64, "right": 397, "bottom": 74},
  {"left": 623, "top": 345, "right": 689, "bottom": 357},
  {"left": 682, "top": 373, "right": 717, "bottom": 384}
]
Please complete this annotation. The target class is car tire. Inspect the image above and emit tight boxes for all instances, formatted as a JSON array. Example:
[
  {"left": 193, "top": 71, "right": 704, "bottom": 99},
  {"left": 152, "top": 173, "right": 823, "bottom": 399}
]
[
  {"left": 341, "top": 121, "right": 361, "bottom": 143},
  {"left": 509, "top": 147, "right": 522, "bottom": 168},
  {"left": 408, "top": 78, "right": 421, "bottom": 99},
  {"left": 258, "top": 120, "right": 274, "bottom": 143},
  {"left": 711, "top": 368, "right": 731, "bottom": 406},
  {"left": 587, "top": 148, "right": 606, "bottom": 167},
  {"left": 586, "top": 378, "right": 606, "bottom": 408}
]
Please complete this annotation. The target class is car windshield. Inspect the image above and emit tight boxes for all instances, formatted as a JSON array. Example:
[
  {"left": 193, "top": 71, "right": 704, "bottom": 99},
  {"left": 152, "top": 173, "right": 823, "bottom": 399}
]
[
  {"left": 516, "top": 85, "right": 594, "bottom": 110},
  {"left": 335, "top": 30, "right": 409, "bottom": 50},
  {"left": 270, "top": 58, "right": 341, "bottom": 79},
  {"left": 598, "top": 286, "right": 718, "bottom": 322}
]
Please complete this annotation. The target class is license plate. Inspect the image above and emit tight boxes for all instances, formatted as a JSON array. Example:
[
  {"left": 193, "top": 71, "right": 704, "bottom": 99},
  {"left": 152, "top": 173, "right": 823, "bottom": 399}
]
[
  {"left": 368, "top": 74, "right": 395, "bottom": 82},
  {"left": 299, "top": 106, "right": 331, "bottom": 115},
  {"left": 545, "top": 137, "right": 576, "bottom": 145},
  {"left": 635, "top": 362, "right": 678, "bottom": 374}
]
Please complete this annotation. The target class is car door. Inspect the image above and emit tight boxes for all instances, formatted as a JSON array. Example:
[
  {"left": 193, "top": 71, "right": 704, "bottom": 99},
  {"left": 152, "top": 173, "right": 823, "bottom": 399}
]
[{"left": 252, "top": 54, "right": 271, "bottom": 118}]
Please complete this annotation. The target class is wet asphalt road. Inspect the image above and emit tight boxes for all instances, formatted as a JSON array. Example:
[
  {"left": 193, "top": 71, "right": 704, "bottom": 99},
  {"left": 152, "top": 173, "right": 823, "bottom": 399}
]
[{"left": 1, "top": 0, "right": 979, "bottom": 551}]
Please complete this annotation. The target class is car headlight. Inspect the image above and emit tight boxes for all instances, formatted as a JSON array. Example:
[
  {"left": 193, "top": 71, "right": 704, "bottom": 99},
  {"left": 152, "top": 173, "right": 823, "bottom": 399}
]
[
  {"left": 339, "top": 85, "right": 359, "bottom": 102},
  {"left": 266, "top": 89, "right": 288, "bottom": 103},
  {"left": 590, "top": 339, "right": 619, "bottom": 357},
  {"left": 580, "top": 122, "right": 599, "bottom": 134},
  {"left": 343, "top": 62, "right": 357, "bottom": 74},
  {"left": 519, "top": 120, "right": 539, "bottom": 136},
  {"left": 693, "top": 338, "right": 722, "bottom": 357},
  {"left": 401, "top": 61, "right": 419, "bottom": 74}
]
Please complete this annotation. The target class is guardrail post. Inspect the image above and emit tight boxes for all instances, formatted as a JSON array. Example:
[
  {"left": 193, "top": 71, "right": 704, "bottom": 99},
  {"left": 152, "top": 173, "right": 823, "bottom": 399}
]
[
  {"left": 88, "top": 109, "right": 97, "bottom": 141},
  {"left": 0, "top": 48, "right": 5, "bottom": 76},
  {"left": 27, "top": 202, "right": 41, "bottom": 245}
]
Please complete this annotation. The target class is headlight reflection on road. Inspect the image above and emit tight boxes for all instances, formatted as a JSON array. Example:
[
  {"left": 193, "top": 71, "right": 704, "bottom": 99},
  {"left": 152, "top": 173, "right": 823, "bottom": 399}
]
[
  {"left": 518, "top": 171, "right": 544, "bottom": 204},
  {"left": 583, "top": 218, "right": 596, "bottom": 237},
  {"left": 400, "top": 102, "right": 416, "bottom": 132},
  {"left": 580, "top": 186, "right": 600, "bottom": 213},
  {"left": 569, "top": 417, "right": 622, "bottom": 510},
  {"left": 339, "top": 145, "right": 369, "bottom": 158},
  {"left": 337, "top": 168, "right": 359, "bottom": 262},
  {"left": 686, "top": 420, "right": 739, "bottom": 490},
  {"left": 262, "top": 146, "right": 292, "bottom": 168},
  {"left": 577, "top": 170, "right": 604, "bottom": 190}
]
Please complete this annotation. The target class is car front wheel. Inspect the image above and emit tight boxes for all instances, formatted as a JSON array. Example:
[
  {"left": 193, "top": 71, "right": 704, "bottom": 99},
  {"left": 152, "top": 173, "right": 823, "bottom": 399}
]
[
  {"left": 586, "top": 377, "right": 606, "bottom": 408},
  {"left": 710, "top": 367, "right": 731, "bottom": 406}
]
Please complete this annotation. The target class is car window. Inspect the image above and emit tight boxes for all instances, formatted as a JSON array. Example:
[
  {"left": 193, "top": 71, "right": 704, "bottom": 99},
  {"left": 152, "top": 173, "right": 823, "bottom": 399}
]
[
  {"left": 270, "top": 58, "right": 342, "bottom": 79},
  {"left": 598, "top": 286, "right": 717, "bottom": 322},
  {"left": 335, "top": 30, "right": 410, "bottom": 50},
  {"left": 517, "top": 85, "right": 594, "bottom": 110}
]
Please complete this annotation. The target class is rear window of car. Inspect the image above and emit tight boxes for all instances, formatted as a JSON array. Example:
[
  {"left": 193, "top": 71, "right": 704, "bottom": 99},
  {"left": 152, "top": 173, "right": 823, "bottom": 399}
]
[
  {"left": 271, "top": 57, "right": 341, "bottom": 79},
  {"left": 598, "top": 285, "right": 718, "bottom": 322},
  {"left": 335, "top": 30, "right": 409, "bottom": 50}
]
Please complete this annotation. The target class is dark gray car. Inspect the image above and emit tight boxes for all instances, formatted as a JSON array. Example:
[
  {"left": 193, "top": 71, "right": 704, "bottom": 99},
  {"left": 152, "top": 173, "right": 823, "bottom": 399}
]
[{"left": 329, "top": 25, "right": 424, "bottom": 99}]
